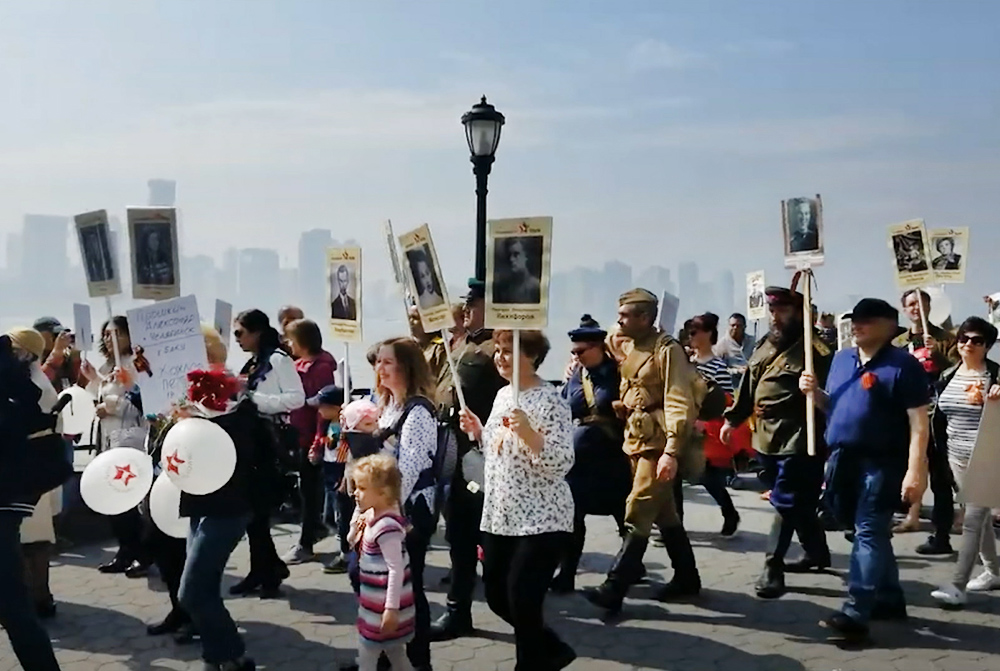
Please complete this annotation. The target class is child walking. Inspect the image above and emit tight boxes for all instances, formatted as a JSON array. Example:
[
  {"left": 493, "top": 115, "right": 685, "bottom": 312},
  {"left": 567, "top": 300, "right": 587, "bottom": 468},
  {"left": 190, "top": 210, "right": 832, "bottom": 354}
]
[{"left": 350, "top": 454, "right": 415, "bottom": 671}]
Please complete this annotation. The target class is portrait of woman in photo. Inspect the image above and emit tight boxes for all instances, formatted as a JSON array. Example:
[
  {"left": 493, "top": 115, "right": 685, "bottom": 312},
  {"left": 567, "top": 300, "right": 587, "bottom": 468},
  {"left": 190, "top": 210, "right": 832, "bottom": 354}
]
[
  {"left": 932, "top": 236, "right": 962, "bottom": 271},
  {"left": 405, "top": 246, "right": 444, "bottom": 311}
]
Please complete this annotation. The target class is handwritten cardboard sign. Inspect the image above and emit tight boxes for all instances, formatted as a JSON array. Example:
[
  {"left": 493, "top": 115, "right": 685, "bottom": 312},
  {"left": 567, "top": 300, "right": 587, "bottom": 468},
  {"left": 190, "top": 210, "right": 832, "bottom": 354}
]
[{"left": 126, "top": 295, "right": 208, "bottom": 416}]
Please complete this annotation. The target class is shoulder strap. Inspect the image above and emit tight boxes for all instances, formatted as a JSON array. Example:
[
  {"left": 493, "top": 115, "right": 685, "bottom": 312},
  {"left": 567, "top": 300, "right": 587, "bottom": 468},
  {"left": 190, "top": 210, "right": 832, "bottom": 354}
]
[
  {"left": 386, "top": 396, "right": 436, "bottom": 439},
  {"left": 580, "top": 367, "right": 598, "bottom": 413}
]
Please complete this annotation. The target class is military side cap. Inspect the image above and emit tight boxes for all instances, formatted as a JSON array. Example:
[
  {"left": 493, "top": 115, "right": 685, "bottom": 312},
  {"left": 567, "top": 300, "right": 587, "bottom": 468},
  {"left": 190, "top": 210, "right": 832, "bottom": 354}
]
[
  {"left": 764, "top": 286, "right": 804, "bottom": 307},
  {"left": 619, "top": 288, "right": 658, "bottom": 307},
  {"left": 568, "top": 314, "right": 607, "bottom": 342},
  {"left": 464, "top": 277, "right": 486, "bottom": 304}
]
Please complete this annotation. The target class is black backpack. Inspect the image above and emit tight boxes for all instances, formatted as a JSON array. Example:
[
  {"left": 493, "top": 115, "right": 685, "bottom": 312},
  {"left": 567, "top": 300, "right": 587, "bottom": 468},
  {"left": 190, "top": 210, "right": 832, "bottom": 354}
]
[{"left": 379, "top": 396, "right": 458, "bottom": 522}]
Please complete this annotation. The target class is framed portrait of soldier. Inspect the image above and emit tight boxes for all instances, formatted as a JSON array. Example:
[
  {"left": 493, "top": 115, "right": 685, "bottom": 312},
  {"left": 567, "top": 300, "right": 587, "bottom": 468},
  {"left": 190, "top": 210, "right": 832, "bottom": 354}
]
[
  {"left": 74, "top": 209, "right": 121, "bottom": 298},
  {"left": 928, "top": 227, "right": 969, "bottom": 284},
  {"left": 782, "top": 195, "right": 824, "bottom": 268},
  {"left": 485, "top": 217, "right": 553, "bottom": 329},
  {"left": 327, "top": 247, "right": 362, "bottom": 343},
  {"left": 128, "top": 207, "right": 180, "bottom": 301},
  {"left": 398, "top": 224, "right": 453, "bottom": 332},
  {"left": 887, "top": 219, "right": 933, "bottom": 289},
  {"left": 836, "top": 313, "right": 854, "bottom": 351},
  {"left": 746, "top": 270, "right": 766, "bottom": 321}
]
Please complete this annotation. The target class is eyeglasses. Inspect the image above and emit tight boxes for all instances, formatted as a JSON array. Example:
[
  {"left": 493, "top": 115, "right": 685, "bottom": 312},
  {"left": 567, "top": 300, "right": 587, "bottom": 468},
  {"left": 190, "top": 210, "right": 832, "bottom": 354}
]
[
  {"left": 570, "top": 346, "right": 593, "bottom": 357},
  {"left": 958, "top": 334, "right": 986, "bottom": 346}
]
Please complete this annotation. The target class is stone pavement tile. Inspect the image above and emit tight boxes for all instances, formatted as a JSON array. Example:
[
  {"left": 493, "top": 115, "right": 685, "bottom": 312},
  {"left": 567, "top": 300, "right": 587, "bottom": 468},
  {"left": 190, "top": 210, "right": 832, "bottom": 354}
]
[{"left": 4, "top": 486, "right": 1000, "bottom": 670}]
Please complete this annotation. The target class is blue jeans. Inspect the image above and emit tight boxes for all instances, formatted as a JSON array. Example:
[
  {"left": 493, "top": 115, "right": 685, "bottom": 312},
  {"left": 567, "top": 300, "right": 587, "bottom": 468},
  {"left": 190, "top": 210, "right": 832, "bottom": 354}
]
[
  {"left": 0, "top": 512, "right": 61, "bottom": 671},
  {"left": 322, "top": 462, "right": 355, "bottom": 555},
  {"left": 842, "top": 458, "right": 905, "bottom": 624},
  {"left": 178, "top": 514, "right": 251, "bottom": 665}
]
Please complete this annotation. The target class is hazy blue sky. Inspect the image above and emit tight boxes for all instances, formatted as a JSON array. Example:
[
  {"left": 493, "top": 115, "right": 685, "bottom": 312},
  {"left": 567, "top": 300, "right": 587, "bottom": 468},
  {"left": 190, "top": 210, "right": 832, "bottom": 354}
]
[{"left": 2, "top": 1, "right": 998, "bottom": 316}]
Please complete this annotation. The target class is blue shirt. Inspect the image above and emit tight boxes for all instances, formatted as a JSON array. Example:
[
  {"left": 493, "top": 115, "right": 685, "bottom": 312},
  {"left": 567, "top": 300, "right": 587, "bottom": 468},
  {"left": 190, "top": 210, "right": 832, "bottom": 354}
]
[{"left": 824, "top": 345, "right": 930, "bottom": 456}]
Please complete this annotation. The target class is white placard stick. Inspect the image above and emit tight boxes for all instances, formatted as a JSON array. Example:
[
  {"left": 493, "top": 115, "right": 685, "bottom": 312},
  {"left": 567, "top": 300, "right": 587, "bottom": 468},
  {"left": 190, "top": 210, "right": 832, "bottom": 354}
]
[
  {"left": 104, "top": 296, "right": 123, "bottom": 371},
  {"left": 344, "top": 344, "right": 352, "bottom": 401},
  {"left": 802, "top": 270, "right": 816, "bottom": 457},
  {"left": 441, "top": 328, "right": 476, "bottom": 442},
  {"left": 512, "top": 330, "right": 521, "bottom": 408},
  {"left": 915, "top": 287, "right": 931, "bottom": 342}
]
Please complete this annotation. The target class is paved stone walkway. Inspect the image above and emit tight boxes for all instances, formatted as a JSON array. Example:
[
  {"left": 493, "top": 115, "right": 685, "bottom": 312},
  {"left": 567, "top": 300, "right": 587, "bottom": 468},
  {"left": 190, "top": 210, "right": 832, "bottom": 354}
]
[{"left": 2, "top": 483, "right": 997, "bottom": 671}]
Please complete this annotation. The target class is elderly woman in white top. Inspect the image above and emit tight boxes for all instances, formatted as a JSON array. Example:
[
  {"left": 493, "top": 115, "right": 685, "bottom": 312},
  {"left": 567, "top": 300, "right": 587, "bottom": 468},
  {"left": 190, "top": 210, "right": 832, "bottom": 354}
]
[
  {"left": 229, "top": 309, "right": 305, "bottom": 599},
  {"left": 459, "top": 329, "right": 576, "bottom": 671},
  {"left": 78, "top": 315, "right": 151, "bottom": 576}
]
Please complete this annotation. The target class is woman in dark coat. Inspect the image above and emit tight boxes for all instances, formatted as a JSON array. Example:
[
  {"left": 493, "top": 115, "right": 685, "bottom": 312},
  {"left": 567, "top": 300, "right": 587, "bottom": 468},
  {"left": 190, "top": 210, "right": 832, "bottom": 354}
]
[{"left": 552, "top": 315, "right": 632, "bottom": 593}]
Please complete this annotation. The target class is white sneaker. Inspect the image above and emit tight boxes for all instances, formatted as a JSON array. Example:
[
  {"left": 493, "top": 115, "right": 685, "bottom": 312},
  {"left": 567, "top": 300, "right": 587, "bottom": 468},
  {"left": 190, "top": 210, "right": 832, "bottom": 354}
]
[
  {"left": 931, "top": 584, "right": 967, "bottom": 607},
  {"left": 966, "top": 570, "right": 1000, "bottom": 592}
]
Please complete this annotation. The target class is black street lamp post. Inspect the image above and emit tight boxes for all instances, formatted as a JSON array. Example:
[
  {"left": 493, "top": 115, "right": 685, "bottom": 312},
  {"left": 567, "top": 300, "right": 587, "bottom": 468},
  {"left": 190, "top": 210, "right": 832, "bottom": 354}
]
[{"left": 461, "top": 96, "right": 505, "bottom": 283}]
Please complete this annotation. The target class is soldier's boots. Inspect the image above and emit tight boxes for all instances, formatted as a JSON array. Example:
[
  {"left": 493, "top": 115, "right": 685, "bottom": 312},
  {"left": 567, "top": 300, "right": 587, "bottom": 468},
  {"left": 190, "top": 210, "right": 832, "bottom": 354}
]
[
  {"left": 428, "top": 601, "right": 474, "bottom": 642},
  {"left": 582, "top": 534, "right": 648, "bottom": 615},
  {"left": 755, "top": 557, "right": 786, "bottom": 599},
  {"left": 654, "top": 526, "right": 701, "bottom": 602}
]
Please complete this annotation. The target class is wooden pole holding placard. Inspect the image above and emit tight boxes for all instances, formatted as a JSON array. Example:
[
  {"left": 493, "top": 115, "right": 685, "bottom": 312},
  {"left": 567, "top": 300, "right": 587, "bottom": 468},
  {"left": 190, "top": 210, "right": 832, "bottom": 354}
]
[
  {"left": 104, "top": 296, "right": 123, "bottom": 371},
  {"left": 343, "top": 345, "right": 352, "bottom": 401},
  {"left": 915, "top": 288, "right": 931, "bottom": 343},
  {"left": 802, "top": 270, "right": 816, "bottom": 457},
  {"left": 512, "top": 331, "right": 521, "bottom": 407}
]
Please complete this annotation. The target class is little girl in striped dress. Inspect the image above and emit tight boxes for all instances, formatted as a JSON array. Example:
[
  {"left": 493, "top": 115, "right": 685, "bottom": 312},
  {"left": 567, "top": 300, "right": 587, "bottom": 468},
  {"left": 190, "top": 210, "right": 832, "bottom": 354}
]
[{"left": 348, "top": 454, "right": 415, "bottom": 671}]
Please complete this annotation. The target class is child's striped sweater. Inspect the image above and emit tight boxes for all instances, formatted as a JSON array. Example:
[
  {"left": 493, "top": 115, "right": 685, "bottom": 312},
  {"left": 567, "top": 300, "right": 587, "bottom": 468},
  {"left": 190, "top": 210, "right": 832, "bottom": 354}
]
[{"left": 356, "top": 511, "right": 415, "bottom": 645}]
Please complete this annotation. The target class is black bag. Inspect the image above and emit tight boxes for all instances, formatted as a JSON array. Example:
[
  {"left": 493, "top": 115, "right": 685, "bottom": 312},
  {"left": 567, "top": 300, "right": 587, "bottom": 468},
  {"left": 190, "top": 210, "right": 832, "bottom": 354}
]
[
  {"left": 265, "top": 417, "right": 300, "bottom": 470},
  {"left": 697, "top": 380, "right": 728, "bottom": 421},
  {"left": 24, "top": 396, "right": 74, "bottom": 499}
]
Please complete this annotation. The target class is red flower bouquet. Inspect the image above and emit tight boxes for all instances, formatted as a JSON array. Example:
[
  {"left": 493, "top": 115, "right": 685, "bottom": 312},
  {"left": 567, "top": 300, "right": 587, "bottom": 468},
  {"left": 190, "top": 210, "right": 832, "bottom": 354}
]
[{"left": 187, "top": 367, "right": 240, "bottom": 412}]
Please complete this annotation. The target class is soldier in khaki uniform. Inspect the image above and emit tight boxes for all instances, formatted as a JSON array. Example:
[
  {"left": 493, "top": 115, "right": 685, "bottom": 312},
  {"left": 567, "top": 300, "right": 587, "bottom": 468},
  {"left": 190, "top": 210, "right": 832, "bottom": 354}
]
[
  {"left": 408, "top": 307, "right": 452, "bottom": 410},
  {"left": 584, "top": 289, "right": 703, "bottom": 615},
  {"left": 722, "top": 286, "right": 832, "bottom": 599}
]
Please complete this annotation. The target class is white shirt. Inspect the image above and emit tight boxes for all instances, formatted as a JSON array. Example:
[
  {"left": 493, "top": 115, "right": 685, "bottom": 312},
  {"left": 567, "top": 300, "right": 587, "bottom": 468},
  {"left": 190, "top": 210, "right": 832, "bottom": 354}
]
[
  {"left": 248, "top": 351, "right": 306, "bottom": 416},
  {"left": 379, "top": 401, "right": 437, "bottom": 511},
  {"left": 480, "top": 383, "right": 575, "bottom": 536}
]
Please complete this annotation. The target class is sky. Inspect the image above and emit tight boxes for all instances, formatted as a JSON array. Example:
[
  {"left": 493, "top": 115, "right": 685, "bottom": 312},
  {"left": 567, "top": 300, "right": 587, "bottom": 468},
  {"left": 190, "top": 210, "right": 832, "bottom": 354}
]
[{"left": 2, "top": 0, "right": 998, "bottom": 317}]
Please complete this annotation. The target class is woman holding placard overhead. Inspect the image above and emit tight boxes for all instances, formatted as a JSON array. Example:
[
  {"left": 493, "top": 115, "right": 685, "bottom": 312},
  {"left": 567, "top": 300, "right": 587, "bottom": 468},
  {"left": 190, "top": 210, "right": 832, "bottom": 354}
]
[
  {"left": 930, "top": 317, "right": 1000, "bottom": 607},
  {"left": 78, "top": 316, "right": 152, "bottom": 577},
  {"left": 230, "top": 309, "right": 305, "bottom": 599},
  {"left": 458, "top": 329, "right": 577, "bottom": 671}
]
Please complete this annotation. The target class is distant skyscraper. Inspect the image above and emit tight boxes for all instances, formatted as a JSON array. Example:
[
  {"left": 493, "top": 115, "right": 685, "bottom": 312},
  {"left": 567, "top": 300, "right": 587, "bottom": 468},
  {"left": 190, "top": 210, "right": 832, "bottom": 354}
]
[
  {"left": 23, "top": 214, "right": 69, "bottom": 295},
  {"left": 239, "top": 248, "right": 281, "bottom": 312},
  {"left": 217, "top": 248, "right": 239, "bottom": 303},
  {"left": 636, "top": 265, "right": 675, "bottom": 296},
  {"left": 298, "top": 229, "right": 333, "bottom": 315},
  {"left": 678, "top": 262, "right": 699, "bottom": 309},
  {"left": 147, "top": 179, "right": 177, "bottom": 207},
  {"left": 603, "top": 261, "right": 632, "bottom": 310},
  {"left": 181, "top": 254, "right": 217, "bottom": 306},
  {"left": 717, "top": 270, "right": 736, "bottom": 317}
]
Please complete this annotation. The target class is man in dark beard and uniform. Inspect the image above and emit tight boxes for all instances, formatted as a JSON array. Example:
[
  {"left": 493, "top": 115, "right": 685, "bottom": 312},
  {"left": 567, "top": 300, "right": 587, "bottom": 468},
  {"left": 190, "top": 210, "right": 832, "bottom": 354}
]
[{"left": 720, "top": 286, "right": 833, "bottom": 599}]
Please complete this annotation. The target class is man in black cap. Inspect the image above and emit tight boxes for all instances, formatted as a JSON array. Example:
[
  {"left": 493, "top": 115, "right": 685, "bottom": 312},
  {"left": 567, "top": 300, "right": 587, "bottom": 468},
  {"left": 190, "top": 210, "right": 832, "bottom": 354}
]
[
  {"left": 429, "top": 278, "right": 507, "bottom": 641},
  {"left": 721, "top": 286, "right": 833, "bottom": 599},
  {"left": 802, "top": 297, "right": 929, "bottom": 643}
]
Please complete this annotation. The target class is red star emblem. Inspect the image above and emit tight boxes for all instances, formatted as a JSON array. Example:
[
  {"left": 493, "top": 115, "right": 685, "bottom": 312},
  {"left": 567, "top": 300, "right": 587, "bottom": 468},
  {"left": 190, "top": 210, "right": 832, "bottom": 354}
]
[
  {"left": 113, "top": 464, "right": 137, "bottom": 486},
  {"left": 165, "top": 452, "right": 186, "bottom": 475},
  {"left": 518, "top": 222, "right": 529, "bottom": 233}
]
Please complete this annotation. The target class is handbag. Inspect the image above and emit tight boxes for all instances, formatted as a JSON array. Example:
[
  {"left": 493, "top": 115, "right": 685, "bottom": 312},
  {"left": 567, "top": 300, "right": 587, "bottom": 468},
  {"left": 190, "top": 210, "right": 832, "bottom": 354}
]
[
  {"left": 265, "top": 416, "right": 300, "bottom": 470},
  {"left": 461, "top": 447, "right": 486, "bottom": 495}
]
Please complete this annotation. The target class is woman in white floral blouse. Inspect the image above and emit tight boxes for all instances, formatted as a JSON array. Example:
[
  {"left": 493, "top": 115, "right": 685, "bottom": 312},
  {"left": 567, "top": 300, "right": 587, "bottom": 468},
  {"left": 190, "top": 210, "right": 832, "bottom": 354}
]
[{"left": 459, "top": 329, "right": 576, "bottom": 671}]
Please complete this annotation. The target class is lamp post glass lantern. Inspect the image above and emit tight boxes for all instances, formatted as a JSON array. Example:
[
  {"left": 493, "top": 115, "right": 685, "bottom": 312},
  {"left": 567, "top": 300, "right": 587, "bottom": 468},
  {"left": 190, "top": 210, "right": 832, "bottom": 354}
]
[{"left": 462, "top": 96, "right": 505, "bottom": 282}]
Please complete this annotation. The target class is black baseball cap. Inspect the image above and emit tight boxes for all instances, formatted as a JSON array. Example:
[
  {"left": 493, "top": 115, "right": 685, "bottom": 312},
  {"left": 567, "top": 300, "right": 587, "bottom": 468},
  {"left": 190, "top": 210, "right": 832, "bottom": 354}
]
[
  {"left": 845, "top": 298, "right": 899, "bottom": 322},
  {"left": 317, "top": 385, "right": 345, "bottom": 407},
  {"left": 32, "top": 317, "right": 66, "bottom": 334}
]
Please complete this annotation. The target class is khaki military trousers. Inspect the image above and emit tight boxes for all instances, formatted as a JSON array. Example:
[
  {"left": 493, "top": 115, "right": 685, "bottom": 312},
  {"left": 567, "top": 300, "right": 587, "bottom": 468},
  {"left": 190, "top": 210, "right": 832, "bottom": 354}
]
[{"left": 624, "top": 453, "right": 681, "bottom": 537}]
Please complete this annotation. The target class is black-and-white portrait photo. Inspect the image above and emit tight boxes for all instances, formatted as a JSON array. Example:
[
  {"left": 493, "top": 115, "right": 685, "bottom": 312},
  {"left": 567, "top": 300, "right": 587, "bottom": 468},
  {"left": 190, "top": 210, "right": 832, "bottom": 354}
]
[
  {"left": 330, "top": 263, "right": 358, "bottom": 321},
  {"left": 785, "top": 197, "right": 821, "bottom": 254},
  {"left": 891, "top": 231, "right": 929, "bottom": 273},
  {"left": 134, "top": 222, "right": 176, "bottom": 286},
  {"left": 931, "top": 235, "right": 963, "bottom": 271},
  {"left": 80, "top": 224, "right": 114, "bottom": 283},
  {"left": 405, "top": 244, "right": 445, "bottom": 311},
  {"left": 492, "top": 235, "right": 543, "bottom": 305}
]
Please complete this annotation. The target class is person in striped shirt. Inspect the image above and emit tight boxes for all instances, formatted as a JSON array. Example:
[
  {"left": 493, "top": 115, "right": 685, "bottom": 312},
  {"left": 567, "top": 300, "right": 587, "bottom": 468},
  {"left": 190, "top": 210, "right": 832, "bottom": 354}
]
[{"left": 349, "top": 454, "right": 415, "bottom": 671}]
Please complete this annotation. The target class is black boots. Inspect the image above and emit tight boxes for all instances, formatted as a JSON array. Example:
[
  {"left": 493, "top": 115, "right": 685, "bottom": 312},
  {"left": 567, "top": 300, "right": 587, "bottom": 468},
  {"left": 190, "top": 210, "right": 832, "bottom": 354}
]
[
  {"left": 583, "top": 533, "right": 648, "bottom": 615},
  {"left": 654, "top": 526, "right": 701, "bottom": 601},
  {"left": 551, "top": 520, "right": 586, "bottom": 594},
  {"left": 755, "top": 557, "right": 786, "bottom": 599},
  {"left": 428, "top": 601, "right": 474, "bottom": 642}
]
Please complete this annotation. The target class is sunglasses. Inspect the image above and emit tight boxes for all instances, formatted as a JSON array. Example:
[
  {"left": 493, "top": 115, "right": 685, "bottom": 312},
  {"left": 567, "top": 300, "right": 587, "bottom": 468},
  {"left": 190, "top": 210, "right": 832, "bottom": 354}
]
[
  {"left": 958, "top": 334, "right": 986, "bottom": 346},
  {"left": 233, "top": 329, "right": 245, "bottom": 338}
]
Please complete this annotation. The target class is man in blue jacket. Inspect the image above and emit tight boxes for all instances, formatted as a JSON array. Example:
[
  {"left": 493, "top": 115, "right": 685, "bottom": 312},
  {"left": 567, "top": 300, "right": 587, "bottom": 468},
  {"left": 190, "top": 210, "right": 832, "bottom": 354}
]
[{"left": 0, "top": 334, "right": 62, "bottom": 670}]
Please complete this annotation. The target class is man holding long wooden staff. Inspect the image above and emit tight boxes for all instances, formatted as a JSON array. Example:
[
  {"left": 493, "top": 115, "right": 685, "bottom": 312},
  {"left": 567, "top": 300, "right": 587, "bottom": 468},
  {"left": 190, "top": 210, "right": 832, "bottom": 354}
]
[{"left": 721, "top": 286, "right": 832, "bottom": 599}]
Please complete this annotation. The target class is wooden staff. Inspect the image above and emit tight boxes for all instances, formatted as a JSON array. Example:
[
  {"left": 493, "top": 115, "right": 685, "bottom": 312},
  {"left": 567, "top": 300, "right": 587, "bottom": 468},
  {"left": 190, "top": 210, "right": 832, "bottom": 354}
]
[
  {"left": 915, "top": 287, "right": 931, "bottom": 343},
  {"left": 512, "top": 330, "right": 521, "bottom": 407},
  {"left": 802, "top": 270, "right": 816, "bottom": 457}
]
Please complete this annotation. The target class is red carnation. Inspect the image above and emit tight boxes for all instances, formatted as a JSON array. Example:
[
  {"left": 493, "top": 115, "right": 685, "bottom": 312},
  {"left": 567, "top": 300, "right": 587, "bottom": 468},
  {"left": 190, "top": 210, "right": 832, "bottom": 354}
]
[
  {"left": 187, "top": 368, "right": 239, "bottom": 411},
  {"left": 861, "top": 371, "right": 877, "bottom": 391}
]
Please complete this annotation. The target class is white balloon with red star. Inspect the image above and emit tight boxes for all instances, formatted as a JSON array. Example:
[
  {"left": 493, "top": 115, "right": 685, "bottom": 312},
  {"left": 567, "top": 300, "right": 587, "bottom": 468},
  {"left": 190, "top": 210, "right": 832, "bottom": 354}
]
[
  {"left": 160, "top": 418, "right": 237, "bottom": 496},
  {"left": 80, "top": 448, "right": 155, "bottom": 515}
]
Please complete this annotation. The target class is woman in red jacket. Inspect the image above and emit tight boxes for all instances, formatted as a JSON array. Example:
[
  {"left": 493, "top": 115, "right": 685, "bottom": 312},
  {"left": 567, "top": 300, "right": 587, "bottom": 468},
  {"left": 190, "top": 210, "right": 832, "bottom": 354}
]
[{"left": 281, "top": 319, "right": 337, "bottom": 565}]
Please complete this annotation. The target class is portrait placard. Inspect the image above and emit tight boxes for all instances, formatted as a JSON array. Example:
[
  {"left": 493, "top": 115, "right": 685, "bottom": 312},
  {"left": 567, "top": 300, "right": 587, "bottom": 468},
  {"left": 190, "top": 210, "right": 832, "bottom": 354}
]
[
  {"left": 887, "top": 219, "right": 933, "bottom": 289},
  {"left": 485, "top": 216, "right": 553, "bottom": 329},
  {"left": 128, "top": 207, "right": 180, "bottom": 301},
  {"left": 213, "top": 300, "right": 233, "bottom": 344},
  {"left": 125, "top": 295, "right": 208, "bottom": 416},
  {"left": 782, "top": 195, "right": 824, "bottom": 269},
  {"left": 657, "top": 291, "right": 680, "bottom": 337},
  {"left": 988, "top": 292, "right": 1000, "bottom": 327},
  {"left": 74, "top": 209, "right": 121, "bottom": 298},
  {"left": 327, "top": 247, "right": 362, "bottom": 343},
  {"left": 383, "top": 220, "right": 407, "bottom": 291},
  {"left": 746, "top": 270, "right": 766, "bottom": 321},
  {"left": 73, "top": 303, "right": 93, "bottom": 353},
  {"left": 836, "top": 313, "right": 854, "bottom": 351},
  {"left": 398, "top": 224, "right": 454, "bottom": 332},
  {"left": 928, "top": 227, "right": 969, "bottom": 284}
]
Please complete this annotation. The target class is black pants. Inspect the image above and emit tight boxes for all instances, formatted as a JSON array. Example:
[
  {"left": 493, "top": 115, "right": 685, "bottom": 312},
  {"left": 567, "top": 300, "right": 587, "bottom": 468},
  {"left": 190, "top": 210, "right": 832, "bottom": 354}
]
[
  {"left": 144, "top": 522, "right": 189, "bottom": 617},
  {"left": 297, "top": 453, "right": 324, "bottom": 551},
  {"left": 482, "top": 531, "right": 571, "bottom": 671},
  {"left": 404, "top": 496, "right": 435, "bottom": 668},
  {"left": 111, "top": 507, "right": 148, "bottom": 564},
  {"left": 560, "top": 508, "right": 626, "bottom": 582},
  {"left": 246, "top": 510, "right": 284, "bottom": 586},
  {"left": 701, "top": 465, "right": 738, "bottom": 519},
  {"left": 444, "top": 476, "right": 484, "bottom": 609},
  {"left": 927, "top": 435, "right": 954, "bottom": 540}
]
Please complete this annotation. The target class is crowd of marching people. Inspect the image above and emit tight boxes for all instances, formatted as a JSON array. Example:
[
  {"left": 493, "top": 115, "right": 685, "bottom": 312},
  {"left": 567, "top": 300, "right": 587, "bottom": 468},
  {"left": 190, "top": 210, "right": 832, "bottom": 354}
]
[{"left": 3, "top": 279, "right": 1000, "bottom": 671}]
